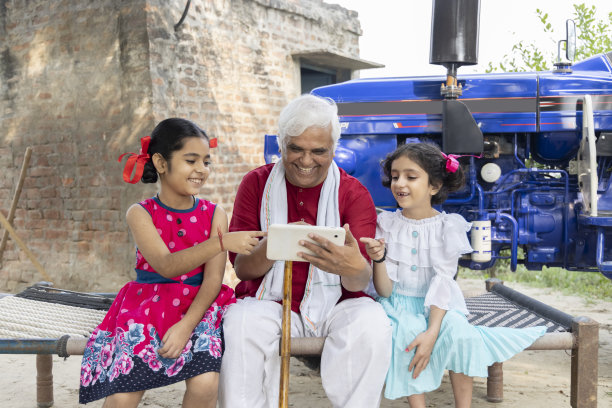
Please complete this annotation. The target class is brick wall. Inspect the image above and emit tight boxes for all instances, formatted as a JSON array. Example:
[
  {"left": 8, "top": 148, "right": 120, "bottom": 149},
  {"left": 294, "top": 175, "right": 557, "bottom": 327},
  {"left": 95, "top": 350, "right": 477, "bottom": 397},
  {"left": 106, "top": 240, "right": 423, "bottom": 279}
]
[{"left": 0, "top": 0, "right": 362, "bottom": 292}]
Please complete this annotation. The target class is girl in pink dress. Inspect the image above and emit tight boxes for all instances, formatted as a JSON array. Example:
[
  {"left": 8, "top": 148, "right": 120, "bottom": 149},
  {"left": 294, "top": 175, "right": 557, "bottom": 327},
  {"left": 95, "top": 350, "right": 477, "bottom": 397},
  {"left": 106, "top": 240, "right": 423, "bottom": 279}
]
[{"left": 79, "top": 118, "right": 264, "bottom": 407}]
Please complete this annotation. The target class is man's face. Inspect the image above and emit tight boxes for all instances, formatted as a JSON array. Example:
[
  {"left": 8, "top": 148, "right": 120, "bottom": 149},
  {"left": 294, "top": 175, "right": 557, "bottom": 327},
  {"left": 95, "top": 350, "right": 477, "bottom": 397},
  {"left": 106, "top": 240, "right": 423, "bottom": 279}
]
[{"left": 282, "top": 125, "right": 335, "bottom": 188}]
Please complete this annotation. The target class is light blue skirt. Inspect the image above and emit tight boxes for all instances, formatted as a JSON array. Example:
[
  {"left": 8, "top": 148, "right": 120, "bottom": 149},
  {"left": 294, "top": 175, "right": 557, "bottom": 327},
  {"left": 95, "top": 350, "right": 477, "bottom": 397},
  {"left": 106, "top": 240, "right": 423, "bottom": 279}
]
[{"left": 379, "top": 292, "right": 546, "bottom": 399}]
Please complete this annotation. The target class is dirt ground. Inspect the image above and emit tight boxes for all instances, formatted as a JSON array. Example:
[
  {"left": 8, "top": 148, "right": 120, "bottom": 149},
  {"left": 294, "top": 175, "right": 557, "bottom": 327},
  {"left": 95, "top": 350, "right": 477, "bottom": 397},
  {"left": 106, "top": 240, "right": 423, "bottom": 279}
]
[{"left": 0, "top": 277, "right": 610, "bottom": 407}]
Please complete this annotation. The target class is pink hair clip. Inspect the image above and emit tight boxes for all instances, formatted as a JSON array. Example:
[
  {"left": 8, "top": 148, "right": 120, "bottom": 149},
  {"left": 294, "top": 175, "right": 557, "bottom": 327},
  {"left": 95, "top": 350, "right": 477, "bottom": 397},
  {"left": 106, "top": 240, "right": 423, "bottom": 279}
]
[
  {"left": 441, "top": 152, "right": 460, "bottom": 173},
  {"left": 440, "top": 152, "right": 483, "bottom": 173}
]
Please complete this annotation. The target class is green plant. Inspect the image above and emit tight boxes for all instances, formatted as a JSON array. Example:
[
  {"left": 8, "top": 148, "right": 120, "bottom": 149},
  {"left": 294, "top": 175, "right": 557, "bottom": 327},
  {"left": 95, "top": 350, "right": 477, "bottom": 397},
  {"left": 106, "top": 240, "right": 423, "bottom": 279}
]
[{"left": 486, "top": 3, "right": 612, "bottom": 73}]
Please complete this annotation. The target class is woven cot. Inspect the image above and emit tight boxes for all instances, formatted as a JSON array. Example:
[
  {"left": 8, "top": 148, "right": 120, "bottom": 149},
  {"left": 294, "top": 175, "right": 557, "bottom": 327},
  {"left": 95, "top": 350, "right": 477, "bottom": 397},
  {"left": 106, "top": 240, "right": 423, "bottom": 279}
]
[{"left": 0, "top": 280, "right": 599, "bottom": 408}]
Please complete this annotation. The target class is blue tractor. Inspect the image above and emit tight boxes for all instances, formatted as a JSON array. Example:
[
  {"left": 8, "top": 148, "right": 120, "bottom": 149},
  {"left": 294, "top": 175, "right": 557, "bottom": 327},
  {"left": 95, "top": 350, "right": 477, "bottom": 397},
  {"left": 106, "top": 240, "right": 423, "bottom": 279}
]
[{"left": 265, "top": 0, "right": 612, "bottom": 279}]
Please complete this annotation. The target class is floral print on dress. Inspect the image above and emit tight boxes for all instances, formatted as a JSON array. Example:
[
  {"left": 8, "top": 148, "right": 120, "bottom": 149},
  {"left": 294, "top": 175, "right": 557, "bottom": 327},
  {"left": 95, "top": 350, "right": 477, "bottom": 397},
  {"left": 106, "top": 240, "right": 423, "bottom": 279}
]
[
  {"left": 81, "top": 324, "right": 143, "bottom": 387},
  {"left": 81, "top": 302, "right": 229, "bottom": 388}
]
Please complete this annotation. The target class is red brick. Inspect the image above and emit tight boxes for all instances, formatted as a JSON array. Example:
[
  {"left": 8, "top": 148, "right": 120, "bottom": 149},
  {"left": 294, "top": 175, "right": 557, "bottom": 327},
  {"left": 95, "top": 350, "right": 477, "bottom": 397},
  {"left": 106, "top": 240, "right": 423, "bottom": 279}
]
[{"left": 42, "top": 209, "right": 61, "bottom": 219}]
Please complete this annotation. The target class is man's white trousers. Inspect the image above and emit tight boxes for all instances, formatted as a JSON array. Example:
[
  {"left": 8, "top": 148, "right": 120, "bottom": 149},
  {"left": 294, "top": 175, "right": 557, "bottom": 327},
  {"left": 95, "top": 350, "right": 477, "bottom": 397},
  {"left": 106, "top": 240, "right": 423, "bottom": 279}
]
[{"left": 218, "top": 297, "right": 392, "bottom": 408}]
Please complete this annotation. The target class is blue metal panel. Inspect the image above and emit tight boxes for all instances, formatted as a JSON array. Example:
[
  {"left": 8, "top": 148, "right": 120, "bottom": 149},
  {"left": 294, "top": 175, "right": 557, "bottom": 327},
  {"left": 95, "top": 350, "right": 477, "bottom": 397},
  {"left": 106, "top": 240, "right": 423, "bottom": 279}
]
[
  {"left": 336, "top": 135, "right": 397, "bottom": 208},
  {"left": 314, "top": 73, "right": 539, "bottom": 136},
  {"left": 538, "top": 67, "right": 612, "bottom": 133},
  {"left": 532, "top": 132, "right": 580, "bottom": 162},
  {"left": 571, "top": 53, "right": 612, "bottom": 73},
  {"left": 340, "top": 117, "right": 439, "bottom": 136},
  {"left": 264, "top": 134, "right": 281, "bottom": 164},
  {"left": 313, "top": 73, "right": 538, "bottom": 102}
]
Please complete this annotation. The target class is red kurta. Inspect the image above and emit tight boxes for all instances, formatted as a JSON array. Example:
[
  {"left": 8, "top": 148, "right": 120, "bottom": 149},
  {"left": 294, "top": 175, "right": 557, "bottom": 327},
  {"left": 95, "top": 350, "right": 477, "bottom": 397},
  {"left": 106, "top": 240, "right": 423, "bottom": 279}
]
[{"left": 229, "top": 163, "right": 377, "bottom": 314}]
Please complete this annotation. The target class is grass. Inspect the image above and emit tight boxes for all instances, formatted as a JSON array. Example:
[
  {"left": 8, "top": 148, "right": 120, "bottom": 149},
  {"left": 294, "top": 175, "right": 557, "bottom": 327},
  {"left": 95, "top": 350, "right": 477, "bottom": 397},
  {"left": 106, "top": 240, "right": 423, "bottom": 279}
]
[{"left": 460, "top": 265, "right": 612, "bottom": 303}]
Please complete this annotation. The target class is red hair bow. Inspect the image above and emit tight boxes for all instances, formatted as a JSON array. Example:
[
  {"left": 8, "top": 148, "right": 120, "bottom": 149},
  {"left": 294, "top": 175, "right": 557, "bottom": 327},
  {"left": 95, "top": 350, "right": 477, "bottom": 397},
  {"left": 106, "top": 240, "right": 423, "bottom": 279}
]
[
  {"left": 209, "top": 137, "right": 218, "bottom": 148},
  {"left": 118, "top": 136, "right": 151, "bottom": 184}
]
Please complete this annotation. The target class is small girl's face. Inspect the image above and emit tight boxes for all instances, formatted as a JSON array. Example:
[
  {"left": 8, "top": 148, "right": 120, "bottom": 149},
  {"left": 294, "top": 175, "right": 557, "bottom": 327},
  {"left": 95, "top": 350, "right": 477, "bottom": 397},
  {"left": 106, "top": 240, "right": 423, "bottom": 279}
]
[
  {"left": 159, "top": 136, "right": 211, "bottom": 202},
  {"left": 390, "top": 155, "right": 440, "bottom": 220}
]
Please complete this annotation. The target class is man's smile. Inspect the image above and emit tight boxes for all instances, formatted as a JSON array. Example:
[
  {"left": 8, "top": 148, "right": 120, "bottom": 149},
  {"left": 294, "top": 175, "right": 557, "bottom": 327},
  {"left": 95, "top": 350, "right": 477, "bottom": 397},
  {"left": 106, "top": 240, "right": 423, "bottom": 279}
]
[{"left": 296, "top": 166, "right": 316, "bottom": 175}]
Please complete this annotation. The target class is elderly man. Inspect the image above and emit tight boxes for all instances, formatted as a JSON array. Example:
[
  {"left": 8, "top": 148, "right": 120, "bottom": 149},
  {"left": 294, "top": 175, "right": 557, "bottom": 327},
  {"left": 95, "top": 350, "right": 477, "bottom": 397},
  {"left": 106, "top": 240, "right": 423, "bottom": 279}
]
[{"left": 218, "top": 94, "right": 392, "bottom": 408}]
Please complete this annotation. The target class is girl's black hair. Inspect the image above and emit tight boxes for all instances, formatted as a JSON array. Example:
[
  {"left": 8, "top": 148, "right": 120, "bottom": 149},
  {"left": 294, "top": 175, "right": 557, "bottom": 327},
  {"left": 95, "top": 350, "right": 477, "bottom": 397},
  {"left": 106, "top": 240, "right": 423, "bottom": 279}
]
[
  {"left": 141, "top": 118, "right": 209, "bottom": 184},
  {"left": 381, "top": 141, "right": 465, "bottom": 205}
]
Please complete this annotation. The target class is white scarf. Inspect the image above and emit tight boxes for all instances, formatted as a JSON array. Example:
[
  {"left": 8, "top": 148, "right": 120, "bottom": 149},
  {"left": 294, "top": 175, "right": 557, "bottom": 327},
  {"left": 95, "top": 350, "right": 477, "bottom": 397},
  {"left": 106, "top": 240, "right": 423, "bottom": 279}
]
[{"left": 256, "top": 160, "right": 342, "bottom": 336}]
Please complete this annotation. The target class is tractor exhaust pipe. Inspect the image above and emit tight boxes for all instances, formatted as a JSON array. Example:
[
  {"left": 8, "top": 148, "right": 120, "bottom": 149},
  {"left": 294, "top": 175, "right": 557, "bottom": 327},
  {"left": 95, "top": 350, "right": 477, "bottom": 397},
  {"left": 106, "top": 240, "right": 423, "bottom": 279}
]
[{"left": 430, "top": 0, "right": 483, "bottom": 154}]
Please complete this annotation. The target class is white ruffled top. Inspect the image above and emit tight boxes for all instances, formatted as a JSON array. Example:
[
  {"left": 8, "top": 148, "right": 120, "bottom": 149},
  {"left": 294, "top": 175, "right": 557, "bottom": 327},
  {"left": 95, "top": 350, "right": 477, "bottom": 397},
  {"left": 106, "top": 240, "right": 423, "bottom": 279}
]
[{"left": 375, "top": 210, "right": 473, "bottom": 315}]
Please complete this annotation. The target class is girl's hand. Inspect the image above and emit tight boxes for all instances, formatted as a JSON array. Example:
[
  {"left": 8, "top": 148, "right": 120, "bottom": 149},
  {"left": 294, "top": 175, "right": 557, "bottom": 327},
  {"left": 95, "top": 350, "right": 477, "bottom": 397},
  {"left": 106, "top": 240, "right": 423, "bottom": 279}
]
[
  {"left": 405, "top": 330, "right": 438, "bottom": 379},
  {"left": 359, "top": 237, "right": 386, "bottom": 262},
  {"left": 222, "top": 231, "right": 266, "bottom": 254},
  {"left": 158, "top": 320, "right": 193, "bottom": 359}
]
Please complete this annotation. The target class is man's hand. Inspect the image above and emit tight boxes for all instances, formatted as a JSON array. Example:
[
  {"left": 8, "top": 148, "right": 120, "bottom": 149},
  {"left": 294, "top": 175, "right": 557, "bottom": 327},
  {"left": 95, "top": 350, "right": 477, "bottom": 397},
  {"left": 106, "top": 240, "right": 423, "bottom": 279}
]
[{"left": 298, "top": 224, "right": 370, "bottom": 291}]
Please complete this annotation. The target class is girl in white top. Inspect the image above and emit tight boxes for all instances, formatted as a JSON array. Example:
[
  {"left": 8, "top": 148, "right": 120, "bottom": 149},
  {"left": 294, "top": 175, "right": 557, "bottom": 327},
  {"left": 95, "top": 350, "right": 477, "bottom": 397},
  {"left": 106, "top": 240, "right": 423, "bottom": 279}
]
[{"left": 360, "top": 142, "right": 545, "bottom": 408}]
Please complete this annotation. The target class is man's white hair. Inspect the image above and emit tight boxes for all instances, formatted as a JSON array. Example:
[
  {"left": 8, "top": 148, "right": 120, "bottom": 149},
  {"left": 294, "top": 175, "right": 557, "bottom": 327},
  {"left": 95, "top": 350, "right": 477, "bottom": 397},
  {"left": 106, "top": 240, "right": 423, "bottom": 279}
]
[{"left": 277, "top": 94, "right": 340, "bottom": 152}]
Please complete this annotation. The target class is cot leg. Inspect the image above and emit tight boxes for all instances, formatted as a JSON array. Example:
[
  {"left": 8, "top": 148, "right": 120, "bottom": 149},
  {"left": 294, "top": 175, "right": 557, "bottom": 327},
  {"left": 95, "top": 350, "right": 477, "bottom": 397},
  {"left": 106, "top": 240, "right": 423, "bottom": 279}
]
[
  {"left": 36, "top": 354, "right": 54, "bottom": 408},
  {"left": 570, "top": 317, "right": 598, "bottom": 408},
  {"left": 486, "top": 362, "right": 503, "bottom": 402},
  {"left": 484, "top": 279, "right": 504, "bottom": 403}
]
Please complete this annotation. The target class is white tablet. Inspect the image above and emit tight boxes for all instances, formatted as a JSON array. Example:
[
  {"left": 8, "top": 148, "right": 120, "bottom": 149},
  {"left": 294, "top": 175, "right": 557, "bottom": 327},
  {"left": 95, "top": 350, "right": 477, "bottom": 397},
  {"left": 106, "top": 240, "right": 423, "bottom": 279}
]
[{"left": 266, "top": 224, "right": 346, "bottom": 262}]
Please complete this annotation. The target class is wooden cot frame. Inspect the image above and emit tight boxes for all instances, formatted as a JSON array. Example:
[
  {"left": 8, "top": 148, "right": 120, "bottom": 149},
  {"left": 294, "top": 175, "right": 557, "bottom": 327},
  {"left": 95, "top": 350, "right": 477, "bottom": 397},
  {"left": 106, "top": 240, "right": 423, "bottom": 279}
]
[{"left": 0, "top": 277, "right": 599, "bottom": 408}]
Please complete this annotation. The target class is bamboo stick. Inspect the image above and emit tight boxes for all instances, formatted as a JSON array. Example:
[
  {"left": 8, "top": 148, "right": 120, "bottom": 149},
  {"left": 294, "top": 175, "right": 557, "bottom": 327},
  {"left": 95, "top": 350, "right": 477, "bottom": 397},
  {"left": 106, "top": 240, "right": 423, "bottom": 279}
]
[
  {"left": 0, "top": 210, "right": 51, "bottom": 282},
  {"left": 279, "top": 260, "right": 292, "bottom": 408},
  {"left": 0, "top": 147, "right": 32, "bottom": 262}
]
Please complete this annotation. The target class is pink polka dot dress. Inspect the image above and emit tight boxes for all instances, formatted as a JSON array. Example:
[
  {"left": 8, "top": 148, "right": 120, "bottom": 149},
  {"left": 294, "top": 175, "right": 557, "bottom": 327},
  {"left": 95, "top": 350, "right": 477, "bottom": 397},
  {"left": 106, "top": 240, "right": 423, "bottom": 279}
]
[{"left": 79, "top": 197, "right": 235, "bottom": 403}]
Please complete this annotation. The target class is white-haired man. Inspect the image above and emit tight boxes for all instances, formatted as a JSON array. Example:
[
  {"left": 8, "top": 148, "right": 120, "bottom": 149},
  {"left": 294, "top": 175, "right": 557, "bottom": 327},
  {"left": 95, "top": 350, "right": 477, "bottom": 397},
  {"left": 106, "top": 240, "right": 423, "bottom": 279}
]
[{"left": 219, "top": 94, "right": 392, "bottom": 408}]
